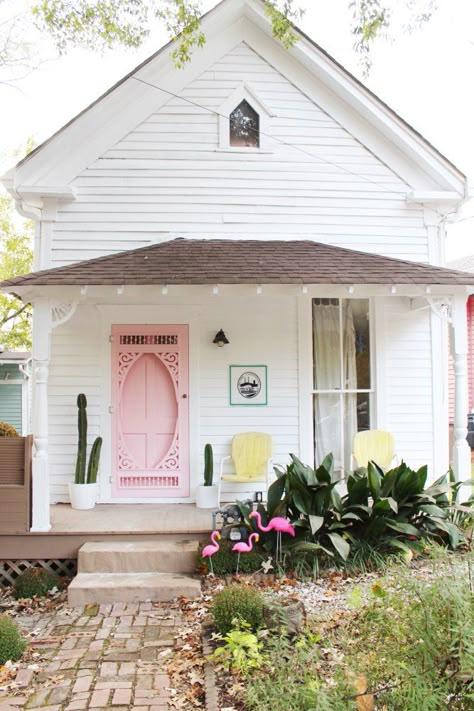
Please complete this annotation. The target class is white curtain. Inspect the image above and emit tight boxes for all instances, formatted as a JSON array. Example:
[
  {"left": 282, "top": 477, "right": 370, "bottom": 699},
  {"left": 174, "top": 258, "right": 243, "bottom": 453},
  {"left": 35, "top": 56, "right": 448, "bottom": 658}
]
[{"left": 313, "top": 300, "right": 357, "bottom": 471}]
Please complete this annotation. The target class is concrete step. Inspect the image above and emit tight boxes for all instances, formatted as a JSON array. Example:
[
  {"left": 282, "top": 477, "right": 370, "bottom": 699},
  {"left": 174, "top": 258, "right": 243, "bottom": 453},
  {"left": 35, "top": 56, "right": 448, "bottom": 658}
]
[
  {"left": 68, "top": 572, "right": 201, "bottom": 606},
  {"left": 78, "top": 540, "right": 198, "bottom": 574}
]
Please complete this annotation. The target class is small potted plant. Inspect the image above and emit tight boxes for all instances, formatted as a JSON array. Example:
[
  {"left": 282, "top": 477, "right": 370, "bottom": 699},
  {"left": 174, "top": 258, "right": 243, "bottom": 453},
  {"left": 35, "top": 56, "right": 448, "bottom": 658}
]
[
  {"left": 68, "top": 394, "right": 103, "bottom": 510},
  {"left": 196, "top": 443, "right": 218, "bottom": 509}
]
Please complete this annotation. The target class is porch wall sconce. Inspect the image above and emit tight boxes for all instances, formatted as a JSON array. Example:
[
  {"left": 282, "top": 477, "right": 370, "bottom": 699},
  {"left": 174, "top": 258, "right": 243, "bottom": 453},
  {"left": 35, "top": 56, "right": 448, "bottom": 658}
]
[{"left": 213, "top": 329, "right": 229, "bottom": 347}]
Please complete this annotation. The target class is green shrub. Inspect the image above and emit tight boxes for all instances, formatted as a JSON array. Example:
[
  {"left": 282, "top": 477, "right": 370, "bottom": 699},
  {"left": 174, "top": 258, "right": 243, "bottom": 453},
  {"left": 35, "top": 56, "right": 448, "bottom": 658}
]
[
  {"left": 203, "top": 540, "right": 263, "bottom": 576},
  {"left": 267, "top": 454, "right": 471, "bottom": 564},
  {"left": 0, "top": 615, "right": 26, "bottom": 664},
  {"left": 212, "top": 585, "right": 264, "bottom": 635},
  {"left": 0, "top": 420, "right": 19, "bottom": 437},
  {"left": 243, "top": 563, "right": 474, "bottom": 710},
  {"left": 14, "top": 567, "right": 59, "bottom": 599}
]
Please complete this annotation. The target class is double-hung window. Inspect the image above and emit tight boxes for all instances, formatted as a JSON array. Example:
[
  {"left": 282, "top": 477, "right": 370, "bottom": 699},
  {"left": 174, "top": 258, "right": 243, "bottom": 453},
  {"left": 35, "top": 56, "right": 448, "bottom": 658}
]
[{"left": 312, "top": 298, "right": 372, "bottom": 471}]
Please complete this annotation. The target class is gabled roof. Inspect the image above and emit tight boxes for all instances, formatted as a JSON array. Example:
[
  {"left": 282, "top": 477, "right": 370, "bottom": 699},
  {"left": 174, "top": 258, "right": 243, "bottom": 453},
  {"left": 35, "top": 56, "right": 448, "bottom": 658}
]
[
  {"left": 2, "top": 238, "right": 474, "bottom": 288},
  {"left": 2, "top": 0, "right": 466, "bottom": 198}
]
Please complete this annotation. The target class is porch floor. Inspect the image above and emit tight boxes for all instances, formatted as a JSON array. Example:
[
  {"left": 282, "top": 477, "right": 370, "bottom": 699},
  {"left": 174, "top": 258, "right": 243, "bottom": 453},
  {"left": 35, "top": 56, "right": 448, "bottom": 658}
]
[{"left": 50, "top": 503, "right": 213, "bottom": 534}]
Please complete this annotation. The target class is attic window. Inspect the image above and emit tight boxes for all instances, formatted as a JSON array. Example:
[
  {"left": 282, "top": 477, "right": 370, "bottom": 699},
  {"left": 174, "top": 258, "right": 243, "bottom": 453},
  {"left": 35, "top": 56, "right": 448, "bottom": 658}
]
[{"left": 229, "top": 100, "right": 259, "bottom": 148}]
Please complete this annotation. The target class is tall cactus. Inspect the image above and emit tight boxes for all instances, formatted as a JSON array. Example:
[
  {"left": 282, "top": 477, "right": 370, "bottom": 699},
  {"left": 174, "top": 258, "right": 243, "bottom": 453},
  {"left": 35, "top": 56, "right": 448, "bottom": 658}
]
[
  {"left": 204, "top": 443, "right": 213, "bottom": 486},
  {"left": 74, "top": 393, "right": 87, "bottom": 484},
  {"left": 74, "top": 393, "right": 102, "bottom": 485},
  {"left": 87, "top": 437, "right": 103, "bottom": 484}
]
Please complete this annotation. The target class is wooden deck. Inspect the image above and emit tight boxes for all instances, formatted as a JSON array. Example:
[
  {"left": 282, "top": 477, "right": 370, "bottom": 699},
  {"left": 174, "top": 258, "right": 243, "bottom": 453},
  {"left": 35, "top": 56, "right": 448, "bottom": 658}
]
[{"left": 0, "top": 504, "right": 214, "bottom": 559}]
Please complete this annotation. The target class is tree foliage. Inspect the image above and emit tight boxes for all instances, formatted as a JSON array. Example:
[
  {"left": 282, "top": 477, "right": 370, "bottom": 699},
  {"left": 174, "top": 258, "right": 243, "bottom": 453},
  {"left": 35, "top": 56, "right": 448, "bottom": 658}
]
[
  {"left": 30, "top": 1, "right": 302, "bottom": 67},
  {"left": 30, "top": 0, "right": 437, "bottom": 71},
  {"left": 0, "top": 192, "right": 33, "bottom": 350}
]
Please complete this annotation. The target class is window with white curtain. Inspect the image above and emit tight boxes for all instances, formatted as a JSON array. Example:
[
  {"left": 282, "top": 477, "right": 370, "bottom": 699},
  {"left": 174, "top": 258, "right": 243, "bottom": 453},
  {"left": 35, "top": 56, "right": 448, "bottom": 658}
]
[{"left": 312, "top": 298, "right": 372, "bottom": 472}]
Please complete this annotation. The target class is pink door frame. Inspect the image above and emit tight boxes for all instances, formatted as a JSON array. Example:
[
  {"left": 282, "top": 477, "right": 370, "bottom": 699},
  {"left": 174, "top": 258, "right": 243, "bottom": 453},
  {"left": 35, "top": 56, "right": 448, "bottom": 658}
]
[{"left": 111, "top": 324, "right": 189, "bottom": 498}]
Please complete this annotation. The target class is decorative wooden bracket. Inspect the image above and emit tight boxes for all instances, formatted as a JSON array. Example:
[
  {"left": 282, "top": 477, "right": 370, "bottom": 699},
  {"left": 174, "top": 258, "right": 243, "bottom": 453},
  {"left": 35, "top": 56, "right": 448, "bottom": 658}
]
[{"left": 51, "top": 301, "right": 78, "bottom": 329}]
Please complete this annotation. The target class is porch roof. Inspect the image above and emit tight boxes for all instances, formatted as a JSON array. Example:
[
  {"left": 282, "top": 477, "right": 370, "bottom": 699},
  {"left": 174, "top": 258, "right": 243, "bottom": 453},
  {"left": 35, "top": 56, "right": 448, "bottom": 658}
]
[{"left": 2, "top": 238, "right": 474, "bottom": 289}]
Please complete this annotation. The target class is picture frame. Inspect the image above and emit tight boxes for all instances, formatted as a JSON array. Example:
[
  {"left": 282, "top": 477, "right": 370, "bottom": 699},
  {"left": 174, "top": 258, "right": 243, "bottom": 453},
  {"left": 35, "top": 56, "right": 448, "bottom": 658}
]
[{"left": 229, "top": 365, "right": 268, "bottom": 406}]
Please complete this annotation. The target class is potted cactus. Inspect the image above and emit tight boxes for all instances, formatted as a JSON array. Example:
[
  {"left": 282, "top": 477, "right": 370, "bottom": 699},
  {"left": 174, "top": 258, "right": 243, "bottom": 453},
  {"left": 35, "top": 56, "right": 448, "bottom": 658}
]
[
  {"left": 196, "top": 443, "right": 218, "bottom": 509},
  {"left": 68, "top": 394, "right": 103, "bottom": 510}
]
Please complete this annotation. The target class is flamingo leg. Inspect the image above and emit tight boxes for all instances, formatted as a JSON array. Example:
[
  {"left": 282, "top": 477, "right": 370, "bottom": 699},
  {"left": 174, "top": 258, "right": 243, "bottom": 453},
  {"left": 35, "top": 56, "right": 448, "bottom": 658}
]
[
  {"left": 209, "top": 557, "right": 214, "bottom": 576},
  {"left": 277, "top": 531, "right": 282, "bottom": 563},
  {"left": 236, "top": 552, "right": 241, "bottom": 575}
]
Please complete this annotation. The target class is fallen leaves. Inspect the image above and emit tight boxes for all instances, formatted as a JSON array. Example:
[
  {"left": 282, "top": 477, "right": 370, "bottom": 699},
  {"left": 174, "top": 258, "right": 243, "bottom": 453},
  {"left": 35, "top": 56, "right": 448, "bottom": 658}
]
[{"left": 347, "top": 672, "right": 375, "bottom": 711}]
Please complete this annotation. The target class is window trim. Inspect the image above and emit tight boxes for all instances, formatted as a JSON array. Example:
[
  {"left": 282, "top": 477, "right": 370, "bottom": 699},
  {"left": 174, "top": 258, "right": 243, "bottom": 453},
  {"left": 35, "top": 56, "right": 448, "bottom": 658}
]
[
  {"left": 218, "top": 82, "right": 273, "bottom": 150},
  {"left": 311, "top": 297, "right": 375, "bottom": 471}
]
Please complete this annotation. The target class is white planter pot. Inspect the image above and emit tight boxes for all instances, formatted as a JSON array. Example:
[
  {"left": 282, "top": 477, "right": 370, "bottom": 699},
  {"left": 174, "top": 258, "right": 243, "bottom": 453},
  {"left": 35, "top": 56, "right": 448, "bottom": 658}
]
[
  {"left": 195, "top": 484, "right": 218, "bottom": 509},
  {"left": 69, "top": 482, "right": 97, "bottom": 510}
]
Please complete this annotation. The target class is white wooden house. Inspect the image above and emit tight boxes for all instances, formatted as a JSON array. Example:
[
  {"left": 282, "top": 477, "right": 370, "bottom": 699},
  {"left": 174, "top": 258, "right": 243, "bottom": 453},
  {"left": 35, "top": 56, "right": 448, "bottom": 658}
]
[{"left": 2, "top": 0, "right": 473, "bottom": 536}]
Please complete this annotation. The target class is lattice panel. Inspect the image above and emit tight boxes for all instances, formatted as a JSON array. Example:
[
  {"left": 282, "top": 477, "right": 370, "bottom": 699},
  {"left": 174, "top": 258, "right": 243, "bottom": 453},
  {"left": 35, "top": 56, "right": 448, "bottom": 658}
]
[{"left": 0, "top": 559, "right": 77, "bottom": 586}]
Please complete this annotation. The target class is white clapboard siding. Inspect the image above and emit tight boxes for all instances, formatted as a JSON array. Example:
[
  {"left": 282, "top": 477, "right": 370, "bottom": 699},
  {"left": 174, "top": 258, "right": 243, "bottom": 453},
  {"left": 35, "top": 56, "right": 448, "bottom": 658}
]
[
  {"left": 47, "top": 293, "right": 299, "bottom": 503},
  {"left": 382, "top": 297, "right": 433, "bottom": 469},
  {"left": 48, "top": 307, "right": 102, "bottom": 502},
  {"left": 197, "top": 293, "right": 299, "bottom": 501},
  {"left": 49, "top": 42, "right": 426, "bottom": 266}
]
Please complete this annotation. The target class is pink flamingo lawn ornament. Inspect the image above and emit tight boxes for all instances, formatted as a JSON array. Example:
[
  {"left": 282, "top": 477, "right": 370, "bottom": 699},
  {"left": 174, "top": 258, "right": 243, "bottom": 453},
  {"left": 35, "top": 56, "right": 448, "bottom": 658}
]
[
  {"left": 249, "top": 511, "right": 295, "bottom": 562},
  {"left": 201, "top": 531, "right": 221, "bottom": 576},
  {"left": 232, "top": 532, "right": 259, "bottom": 574}
]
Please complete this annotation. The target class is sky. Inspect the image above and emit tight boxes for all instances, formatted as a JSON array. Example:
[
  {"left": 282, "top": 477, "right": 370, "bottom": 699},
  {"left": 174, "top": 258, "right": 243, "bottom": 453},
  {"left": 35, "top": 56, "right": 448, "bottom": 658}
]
[{"left": 1, "top": 0, "right": 473, "bottom": 260}]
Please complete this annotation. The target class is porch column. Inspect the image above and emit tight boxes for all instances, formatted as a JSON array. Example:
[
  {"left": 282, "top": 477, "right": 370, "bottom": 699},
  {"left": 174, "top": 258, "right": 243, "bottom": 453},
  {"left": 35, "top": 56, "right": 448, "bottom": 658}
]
[
  {"left": 450, "top": 294, "right": 470, "bottom": 483},
  {"left": 31, "top": 298, "right": 52, "bottom": 531}
]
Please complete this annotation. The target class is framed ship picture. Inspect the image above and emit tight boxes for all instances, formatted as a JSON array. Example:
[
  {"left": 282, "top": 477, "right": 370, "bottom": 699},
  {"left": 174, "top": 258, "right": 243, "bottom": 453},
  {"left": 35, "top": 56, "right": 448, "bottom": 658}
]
[{"left": 229, "top": 365, "right": 268, "bottom": 406}]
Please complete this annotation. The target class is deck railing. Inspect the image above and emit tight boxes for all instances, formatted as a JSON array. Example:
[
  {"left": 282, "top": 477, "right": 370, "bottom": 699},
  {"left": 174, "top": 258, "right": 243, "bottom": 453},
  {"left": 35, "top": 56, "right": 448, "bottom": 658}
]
[{"left": 0, "top": 434, "right": 32, "bottom": 533}]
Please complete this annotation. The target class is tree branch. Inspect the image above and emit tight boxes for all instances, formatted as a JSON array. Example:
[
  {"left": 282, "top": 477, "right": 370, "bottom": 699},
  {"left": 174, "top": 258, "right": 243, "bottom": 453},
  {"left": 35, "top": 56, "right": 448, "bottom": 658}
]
[{"left": 0, "top": 301, "right": 31, "bottom": 326}]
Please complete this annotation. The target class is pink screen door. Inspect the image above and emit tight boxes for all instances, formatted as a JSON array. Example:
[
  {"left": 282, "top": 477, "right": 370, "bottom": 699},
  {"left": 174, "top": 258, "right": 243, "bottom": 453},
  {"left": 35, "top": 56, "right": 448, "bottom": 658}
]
[{"left": 111, "top": 324, "right": 189, "bottom": 498}]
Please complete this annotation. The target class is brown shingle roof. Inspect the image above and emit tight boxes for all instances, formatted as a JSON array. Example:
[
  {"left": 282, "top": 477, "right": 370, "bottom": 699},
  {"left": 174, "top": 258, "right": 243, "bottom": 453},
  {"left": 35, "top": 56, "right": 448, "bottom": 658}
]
[{"left": 2, "top": 238, "right": 474, "bottom": 288}]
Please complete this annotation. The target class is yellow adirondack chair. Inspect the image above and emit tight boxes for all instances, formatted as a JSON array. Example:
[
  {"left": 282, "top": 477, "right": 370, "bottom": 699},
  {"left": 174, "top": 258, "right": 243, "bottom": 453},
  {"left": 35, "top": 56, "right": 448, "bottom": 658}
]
[
  {"left": 352, "top": 430, "right": 397, "bottom": 470},
  {"left": 217, "top": 432, "right": 273, "bottom": 507}
]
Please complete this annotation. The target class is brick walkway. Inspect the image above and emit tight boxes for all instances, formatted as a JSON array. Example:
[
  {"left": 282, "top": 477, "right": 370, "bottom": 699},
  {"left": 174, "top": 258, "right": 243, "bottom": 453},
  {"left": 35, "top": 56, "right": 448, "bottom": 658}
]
[{"left": 0, "top": 601, "right": 182, "bottom": 711}]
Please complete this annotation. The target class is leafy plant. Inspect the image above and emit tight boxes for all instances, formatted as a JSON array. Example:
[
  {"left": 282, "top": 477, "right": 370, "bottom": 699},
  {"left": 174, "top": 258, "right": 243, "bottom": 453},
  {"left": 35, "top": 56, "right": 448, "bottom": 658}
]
[
  {"left": 209, "top": 620, "right": 266, "bottom": 674},
  {"left": 264, "top": 455, "right": 472, "bottom": 564},
  {"left": 0, "top": 420, "right": 20, "bottom": 437},
  {"left": 13, "top": 567, "right": 59, "bottom": 599},
  {"left": 243, "top": 558, "right": 474, "bottom": 710},
  {"left": 0, "top": 192, "right": 33, "bottom": 350},
  {"left": 344, "top": 570, "right": 474, "bottom": 709},
  {"left": 212, "top": 585, "right": 264, "bottom": 635},
  {"left": 0, "top": 615, "right": 26, "bottom": 664},
  {"left": 268, "top": 453, "right": 351, "bottom": 561},
  {"left": 446, "top": 466, "right": 474, "bottom": 532},
  {"left": 244, "top": 626, "right": 346, "bottom": 711},
  {"left": 340, "top": 461, "right": 472, "bottom": 552}
]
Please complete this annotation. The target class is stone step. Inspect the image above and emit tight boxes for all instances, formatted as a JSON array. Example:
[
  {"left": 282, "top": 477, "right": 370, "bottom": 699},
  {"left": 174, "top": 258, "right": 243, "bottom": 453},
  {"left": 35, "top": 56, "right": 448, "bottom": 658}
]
[
  {"left": 78, "top": 540, "right": 198, "bottom": 574},
  {"left": 68, "top": 572, "right": 201, "bottom": 606}
]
